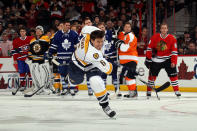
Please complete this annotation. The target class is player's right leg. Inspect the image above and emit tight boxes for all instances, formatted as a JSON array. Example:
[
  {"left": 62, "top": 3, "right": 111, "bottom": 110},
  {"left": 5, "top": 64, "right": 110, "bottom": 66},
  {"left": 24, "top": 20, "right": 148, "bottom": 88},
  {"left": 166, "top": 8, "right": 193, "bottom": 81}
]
[
  {"left": 87, "top": 69, "right": 116, "bottom": 118},
  {"left": 147, "top": 62, "right": 161, "bottom": 98},
  {"left": 17, "top": 60, "right": 28, "bottom": 91},
  {"left": 89, "top": 75, "right": 116, "bottom": 118}
]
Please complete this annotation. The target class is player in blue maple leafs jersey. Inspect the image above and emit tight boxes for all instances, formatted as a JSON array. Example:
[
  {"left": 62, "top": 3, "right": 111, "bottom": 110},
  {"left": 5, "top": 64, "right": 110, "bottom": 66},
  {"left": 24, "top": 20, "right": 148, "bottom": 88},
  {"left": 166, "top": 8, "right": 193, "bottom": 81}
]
[{"left": 48, "top": 20, "right": 79, "bottom": 95}]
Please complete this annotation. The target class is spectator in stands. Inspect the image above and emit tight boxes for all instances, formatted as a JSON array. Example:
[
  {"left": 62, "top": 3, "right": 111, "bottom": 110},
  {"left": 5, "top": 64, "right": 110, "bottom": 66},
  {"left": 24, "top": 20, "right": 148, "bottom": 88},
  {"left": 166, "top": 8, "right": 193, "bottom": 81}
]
[
  {"left": 25, "top": 3, "right": 37, "bottom": 29},
  {"left": 81, "top": 0, "right": 95, "bottom": 15},
  {"left": 185, "top": 41, "right": 197, "bottom": 55},
  {"left": 156, "top": 2, "right": 165, "bottom": 26},
  {"left": 191, "top": 25, "right": 197, "bottom": 44},
  {"left": 178, "top": 47, "right": 185, "bottom": 55},
  {"left": 99, "top": 9, "right": 107, "bottom": 22},
  {"left": 3, "top": 6, "right": 12, "bottom": 24},
  {"left": 0, "top": 33, "right": 12, "bottom": 56},
  {"left": 36, "top": 0, "right": 49, "bottom": 10},
  {"left": 0, "top": 22, "right": 3, "bottom": 37},
  {"left": 64, "top": 1, "right": 80, "bottom": 21},
  {"left": 130, "top": 13, "right": 139, "bottom": 37},
  {"left": 97, "top": 0, "right": 107, "bottom": 11},
  {"left": 137, "top": 27, "right": 148, "bottom": 55},
  {"left": 178, "top": 31, "right": 192, "bottom": 53},
  {"left": 106, "top": 19, "right": 116, "bottom": 37},
  {"left": 93, "top": 15, "right": 100, "bottom": 27},
  {"left": 114, "top": 19, "right": 123, "bottom": 36},
  {"left": 29, "top": 29, "right": 35, "bottom": 37},
  {"left": 71, "top": 24, "right": 78, "bottom": 33},
  {"left": 0, "top": 8, "right": 3, "bottom": 24},
  {"left": 36, "top": 5, "right": 51, "bottom": 30},
  {"left": 3, "top": 23, "right": 16, "bottom": 41}
]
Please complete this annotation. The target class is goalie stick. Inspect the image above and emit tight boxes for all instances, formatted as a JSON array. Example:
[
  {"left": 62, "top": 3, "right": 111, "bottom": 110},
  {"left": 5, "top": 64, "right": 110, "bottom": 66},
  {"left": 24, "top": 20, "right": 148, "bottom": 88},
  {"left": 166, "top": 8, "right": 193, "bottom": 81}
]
[{"left": 24, "top": 85, "right": 45, "bottom": 97}]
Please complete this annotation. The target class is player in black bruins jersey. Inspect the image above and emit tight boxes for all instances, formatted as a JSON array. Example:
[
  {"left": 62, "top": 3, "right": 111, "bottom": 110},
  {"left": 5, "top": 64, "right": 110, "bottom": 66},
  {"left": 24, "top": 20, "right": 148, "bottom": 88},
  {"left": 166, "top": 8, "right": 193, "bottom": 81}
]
[{"left": 26, "top": 26, "right": 51, "bottom": 95}]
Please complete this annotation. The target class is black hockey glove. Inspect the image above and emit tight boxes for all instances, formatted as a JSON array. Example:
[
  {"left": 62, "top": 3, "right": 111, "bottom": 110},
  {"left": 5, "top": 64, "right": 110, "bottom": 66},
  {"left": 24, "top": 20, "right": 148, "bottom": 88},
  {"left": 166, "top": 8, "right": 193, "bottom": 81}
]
[
  {"left": 144, "top": 58, "right": 152, "bottom": 69},
  {"left": 113, "top": 38, "right": 125, "bottom": 49}
]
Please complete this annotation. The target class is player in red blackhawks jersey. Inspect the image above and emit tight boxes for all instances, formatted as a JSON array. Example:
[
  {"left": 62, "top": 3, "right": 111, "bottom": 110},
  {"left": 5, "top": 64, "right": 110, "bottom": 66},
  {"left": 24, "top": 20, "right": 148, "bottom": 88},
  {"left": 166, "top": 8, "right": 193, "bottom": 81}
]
[
  {"left": 12, "top": 27, "right": 33, "bottom": 90},
  {"left": 145, "top": 23, "right": 181, "bottom": 98}
]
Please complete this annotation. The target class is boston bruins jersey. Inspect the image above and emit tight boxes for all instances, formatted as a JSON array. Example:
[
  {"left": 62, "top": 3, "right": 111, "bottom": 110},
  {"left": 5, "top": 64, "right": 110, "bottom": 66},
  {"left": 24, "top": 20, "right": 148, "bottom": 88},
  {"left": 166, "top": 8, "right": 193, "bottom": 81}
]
[
  {"left": 28, "top": 35, "right": 50, "bottom": 62},
  {"left": 73, "top": 34, "right": 113, "bottom": 74}
]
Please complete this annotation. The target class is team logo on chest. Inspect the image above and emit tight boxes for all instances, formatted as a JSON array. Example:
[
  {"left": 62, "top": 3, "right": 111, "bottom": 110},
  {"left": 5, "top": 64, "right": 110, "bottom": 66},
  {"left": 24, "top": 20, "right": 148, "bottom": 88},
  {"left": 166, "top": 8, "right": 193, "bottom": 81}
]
[
  {"left": 105, "top": 42, "right": 111, "bottom": 51},
  {"left": 157, "top": 40, "right": 167, "bottom": 51},
  {"left": 62, "top": 39, "right": 71, "bottom": 50},
  {"left": 33, "top": 42, "right": 41, "bottom": 53}
]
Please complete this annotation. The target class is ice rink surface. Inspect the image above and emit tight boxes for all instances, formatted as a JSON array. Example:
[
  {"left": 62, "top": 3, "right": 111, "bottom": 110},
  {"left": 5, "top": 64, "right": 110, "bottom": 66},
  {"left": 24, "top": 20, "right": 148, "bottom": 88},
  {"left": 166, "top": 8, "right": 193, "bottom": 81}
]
[{"left": 0, "top": 90, "right": 197, "bottom": 131}]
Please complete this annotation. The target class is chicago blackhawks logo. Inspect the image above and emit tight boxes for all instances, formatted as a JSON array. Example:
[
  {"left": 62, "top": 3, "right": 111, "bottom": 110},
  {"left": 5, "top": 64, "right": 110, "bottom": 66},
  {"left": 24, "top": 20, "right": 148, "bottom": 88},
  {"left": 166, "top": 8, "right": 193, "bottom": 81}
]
[
  {"left": 156, "top": 40, "right": 167, "bottom": 51},
  {"left": 62, "top": 39, "right": 71, "bottom": 50},
  {"left": 33, "top": 43, "right": 41, "bottom": 53}
]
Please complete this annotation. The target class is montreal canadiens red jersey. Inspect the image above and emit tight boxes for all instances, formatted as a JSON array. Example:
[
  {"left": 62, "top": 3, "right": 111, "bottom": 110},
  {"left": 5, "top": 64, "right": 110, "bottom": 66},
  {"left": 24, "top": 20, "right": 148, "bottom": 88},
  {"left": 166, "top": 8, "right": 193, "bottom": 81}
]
[
  {"left": 146, "top": 33, "right": 178, "bottom": 64},
  {"left": 12, "top": 36, "right": 33, "bottom": 61}
]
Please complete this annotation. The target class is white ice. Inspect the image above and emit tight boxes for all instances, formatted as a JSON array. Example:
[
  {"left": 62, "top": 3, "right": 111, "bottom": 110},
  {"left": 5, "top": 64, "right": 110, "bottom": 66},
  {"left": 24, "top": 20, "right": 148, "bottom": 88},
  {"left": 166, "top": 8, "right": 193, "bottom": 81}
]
[{"left": 0, "top": 90, "right": 197, "bottom": 131}]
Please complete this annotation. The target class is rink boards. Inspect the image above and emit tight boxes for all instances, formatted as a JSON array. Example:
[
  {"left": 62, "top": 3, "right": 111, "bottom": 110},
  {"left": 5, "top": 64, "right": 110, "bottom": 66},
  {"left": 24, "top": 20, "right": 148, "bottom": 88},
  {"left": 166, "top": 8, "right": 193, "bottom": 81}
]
[{"left": 0, "top": 56, "right": 197, "bottom": 92}]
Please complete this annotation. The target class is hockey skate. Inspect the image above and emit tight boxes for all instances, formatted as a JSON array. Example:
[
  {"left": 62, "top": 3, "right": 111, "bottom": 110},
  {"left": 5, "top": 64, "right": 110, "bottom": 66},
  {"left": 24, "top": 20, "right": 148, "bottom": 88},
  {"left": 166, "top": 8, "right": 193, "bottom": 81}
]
[
  {"left": 115, "top": 87, "right": 122, "bottom": 98},
  {"left": 61, "top": 89, "right": 69, "bottom": 95},
  {"left": 102, "top": 106, "right": 116, "bottom": 118},
  {"left": 146, "top": 91, "right": 152, "bottom": 99},
  {"left": 19, "top": 87, "right": 26, "bottom": 92},
  {"left": 175, "top": 91, "right": 181, "bottom": 98},
  {"left": 88, "top": 88, "right": 93, "bottom": 96},
  {"left": 69, "top": 89, "right": 75, "bottom": 96},
  {"left": 116, "top": 93, "right": 122, "bottom": 98},
  {"left": 124, "top": 90, "right": 138, "bottom": 98},
  {"left": 74, "top": 87, "right": 79, "bottom": 93}
]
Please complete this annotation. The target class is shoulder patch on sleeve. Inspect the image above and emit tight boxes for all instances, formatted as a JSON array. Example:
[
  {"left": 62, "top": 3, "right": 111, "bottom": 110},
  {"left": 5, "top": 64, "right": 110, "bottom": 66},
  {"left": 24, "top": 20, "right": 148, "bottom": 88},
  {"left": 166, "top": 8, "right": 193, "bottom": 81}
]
[{"left": 93, "top": 53, "right": 99, "bottom": 59}]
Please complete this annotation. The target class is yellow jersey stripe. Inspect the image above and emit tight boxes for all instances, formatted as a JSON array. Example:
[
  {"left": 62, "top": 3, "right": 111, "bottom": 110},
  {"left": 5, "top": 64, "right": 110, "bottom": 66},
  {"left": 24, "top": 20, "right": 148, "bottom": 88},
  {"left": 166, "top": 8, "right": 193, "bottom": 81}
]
[
  {"left": 95, "top": 89, "right": 107, "bottom": 97},
  {"left": 84, "top": 34, "right": 90, "bottom": 54},
  {"left": 74, "top": 52, "right": 88, "bottom": 66},
  {"left": 106, "top": 63, "right": 113, "bottom": 75}
]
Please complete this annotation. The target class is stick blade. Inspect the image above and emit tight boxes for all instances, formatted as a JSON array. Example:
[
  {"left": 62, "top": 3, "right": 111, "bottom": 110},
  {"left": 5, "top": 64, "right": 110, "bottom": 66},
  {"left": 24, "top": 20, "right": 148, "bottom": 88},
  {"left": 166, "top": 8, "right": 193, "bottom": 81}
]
[
  {"left": 24, "top": 94, "right": 33, "bottom": 97},
  {"left": 12, "top": 92, "right": 16, "bottom": 95},
  {"left": 155, "top": 81, "right": 170, "bottom": 92}
]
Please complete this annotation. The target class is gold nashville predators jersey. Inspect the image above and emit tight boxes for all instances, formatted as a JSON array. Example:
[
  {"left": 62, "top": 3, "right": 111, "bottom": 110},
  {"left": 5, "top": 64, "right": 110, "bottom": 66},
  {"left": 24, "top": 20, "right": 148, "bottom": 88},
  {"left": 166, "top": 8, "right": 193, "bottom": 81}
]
[{"left": 72, "top": 34, "right": 113, "bottom": 74}]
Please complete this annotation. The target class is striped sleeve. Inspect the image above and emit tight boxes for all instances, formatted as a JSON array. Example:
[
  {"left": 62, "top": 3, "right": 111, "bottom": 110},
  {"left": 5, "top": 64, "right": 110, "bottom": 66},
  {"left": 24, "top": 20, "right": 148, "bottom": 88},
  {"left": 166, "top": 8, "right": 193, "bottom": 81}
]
[
  {"left": 171, "top": 38, "right": 178, "bottom": 64},
  {"left": 146, "top": 37, "right": 154, "bottom": 59}
]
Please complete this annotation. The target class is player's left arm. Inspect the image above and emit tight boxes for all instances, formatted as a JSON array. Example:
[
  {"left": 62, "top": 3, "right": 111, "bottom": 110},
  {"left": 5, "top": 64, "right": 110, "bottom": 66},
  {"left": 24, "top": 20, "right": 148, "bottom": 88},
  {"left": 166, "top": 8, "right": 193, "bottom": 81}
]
[
  {"left": 90, "top": 52, "right": 113, "bottom": 75},
  {"left": 171, "top": 37, "right": 178, "bottom": 67}
]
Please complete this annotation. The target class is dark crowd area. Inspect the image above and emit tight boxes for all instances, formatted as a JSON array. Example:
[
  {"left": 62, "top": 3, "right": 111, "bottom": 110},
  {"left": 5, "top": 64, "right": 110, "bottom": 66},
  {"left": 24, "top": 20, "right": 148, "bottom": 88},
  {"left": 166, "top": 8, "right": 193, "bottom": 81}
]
[{"left": 0, "top": 0, "right": 196, "bottom": 56}]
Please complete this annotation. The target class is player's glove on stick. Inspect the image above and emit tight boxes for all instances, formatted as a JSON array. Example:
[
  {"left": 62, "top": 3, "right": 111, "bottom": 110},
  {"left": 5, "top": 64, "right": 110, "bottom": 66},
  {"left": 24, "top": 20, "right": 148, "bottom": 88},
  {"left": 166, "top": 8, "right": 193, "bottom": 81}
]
[{"left": 114, "top": 39, "right": 125, "bottom": 49}]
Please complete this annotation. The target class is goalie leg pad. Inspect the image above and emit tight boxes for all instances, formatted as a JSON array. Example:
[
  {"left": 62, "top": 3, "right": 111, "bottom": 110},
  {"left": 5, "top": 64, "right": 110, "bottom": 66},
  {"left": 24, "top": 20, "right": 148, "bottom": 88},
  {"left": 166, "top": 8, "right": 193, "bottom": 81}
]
[{"left": 40, "top": 63, "right": 51, "bottom": 88}]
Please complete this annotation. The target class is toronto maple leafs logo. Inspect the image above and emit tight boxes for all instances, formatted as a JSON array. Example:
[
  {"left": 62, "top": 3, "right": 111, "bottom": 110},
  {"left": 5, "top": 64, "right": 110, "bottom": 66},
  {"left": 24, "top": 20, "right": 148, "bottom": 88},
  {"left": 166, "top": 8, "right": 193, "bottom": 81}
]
[
  {"left": 62, "top": 39, "right": 71, "bottom": 50},
  {"left": 105, "top": 42, "right": 111, "bottom": 51}
]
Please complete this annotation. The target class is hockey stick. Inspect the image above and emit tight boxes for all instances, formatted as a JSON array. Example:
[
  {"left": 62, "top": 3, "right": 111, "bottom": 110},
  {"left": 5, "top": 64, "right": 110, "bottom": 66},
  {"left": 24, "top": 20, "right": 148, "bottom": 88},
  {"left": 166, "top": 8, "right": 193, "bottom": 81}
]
[
  {"left": 109, "top": 67, "right": 121, "bottom": 99},
  {"left": 52, "top": 59, "right": 68, "bottom": 66},
  {"left": 108, "top": 45, "right": 122, "bottom": 99},
  {"left": 137, "top": 77, "right": 170, "bottom": 100},
  {"left": 12, "top": 73, "right": 28, "bottom": 95},
  {"left": 149, "top": 71, "right": 159, "bottom": 100},
  {"left": 24, "top": 85, "right": 44, "bottom": 97}
]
